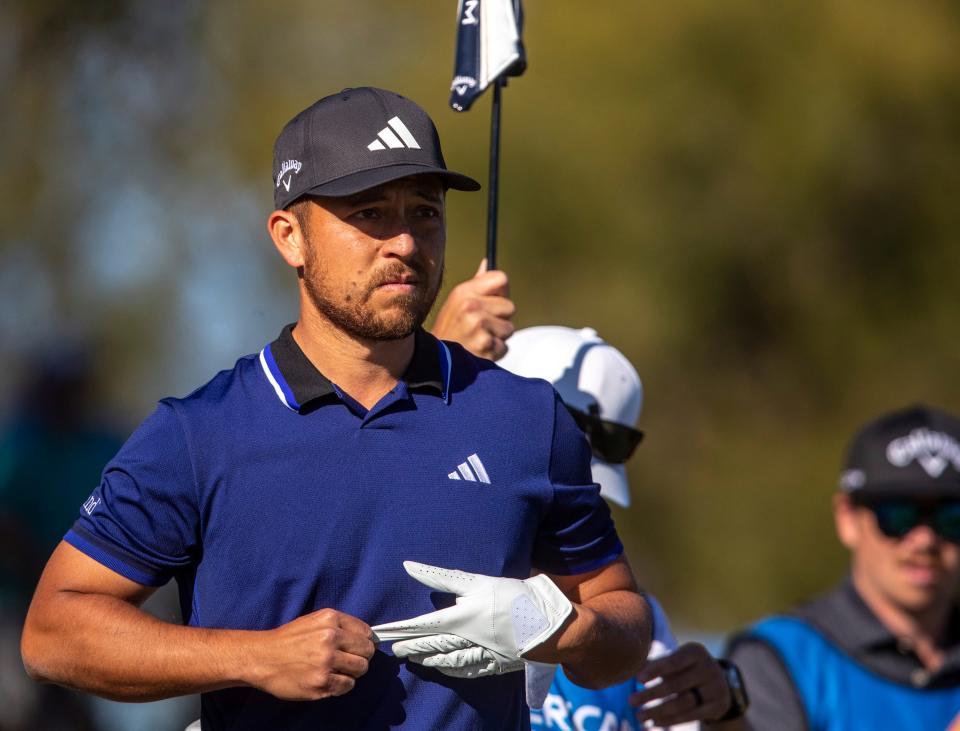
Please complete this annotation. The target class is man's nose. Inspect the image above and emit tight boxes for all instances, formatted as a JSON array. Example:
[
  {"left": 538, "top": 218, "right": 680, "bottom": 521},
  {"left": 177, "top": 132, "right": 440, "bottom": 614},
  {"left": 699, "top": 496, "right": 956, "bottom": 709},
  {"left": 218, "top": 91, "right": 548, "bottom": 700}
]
[
  {"left": 381, "top": 221, "right": 417, "bottom": 258},
  {"left": 904, "top": 523, "right": 941, "bottom": 548}
]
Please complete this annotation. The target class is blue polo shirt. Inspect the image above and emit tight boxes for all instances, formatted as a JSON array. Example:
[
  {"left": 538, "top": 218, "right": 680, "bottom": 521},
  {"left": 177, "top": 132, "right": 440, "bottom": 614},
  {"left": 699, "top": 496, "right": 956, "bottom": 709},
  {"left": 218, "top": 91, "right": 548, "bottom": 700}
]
[{"left": 66, "top": 325, "right": 623, "bottom": 730}]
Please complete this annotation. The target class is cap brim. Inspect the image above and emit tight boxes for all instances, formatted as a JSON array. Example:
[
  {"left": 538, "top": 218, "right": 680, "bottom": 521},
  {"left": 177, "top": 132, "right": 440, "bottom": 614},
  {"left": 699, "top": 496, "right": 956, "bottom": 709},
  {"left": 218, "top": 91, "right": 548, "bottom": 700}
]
[
  {"left": 845, "top": 481, "right": 960, "bottom": 500},
  {"left": 302, "top": 164, "right": 480, "bottom": 198},
  {"left": 592, "top": 459, "right": 630, "bottom": 508}
]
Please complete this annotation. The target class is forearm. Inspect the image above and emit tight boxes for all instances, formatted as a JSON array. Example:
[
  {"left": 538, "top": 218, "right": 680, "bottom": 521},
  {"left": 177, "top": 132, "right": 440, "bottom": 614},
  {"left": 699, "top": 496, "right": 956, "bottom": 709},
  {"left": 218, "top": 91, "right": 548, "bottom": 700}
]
[
  {"left": 527, "top": 588, "right": 651, "bottom": 688},
  {"left": 22, "top": 589, "right": 254, "bottom": 700}
]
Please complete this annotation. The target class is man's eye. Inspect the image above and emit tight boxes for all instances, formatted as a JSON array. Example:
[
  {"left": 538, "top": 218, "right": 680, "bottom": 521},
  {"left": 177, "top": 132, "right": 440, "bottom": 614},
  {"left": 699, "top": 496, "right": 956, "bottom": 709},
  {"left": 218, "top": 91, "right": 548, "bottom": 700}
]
[
  {"left": 352, "top": 208, "right": 381, "bottom": 220},
  {"left": 416, "top": 206, "right": 442, "bottom": 219}
]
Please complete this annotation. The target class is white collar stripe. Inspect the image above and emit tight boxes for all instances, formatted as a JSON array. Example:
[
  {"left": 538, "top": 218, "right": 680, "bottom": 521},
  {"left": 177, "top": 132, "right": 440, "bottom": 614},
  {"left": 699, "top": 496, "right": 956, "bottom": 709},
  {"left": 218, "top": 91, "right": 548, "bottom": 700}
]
[
  {"left": 259, "top": 349, "right": 298, "bottom": 412},
  {"left": 438, "top": 340, "right": 453, "bottom": 404}
]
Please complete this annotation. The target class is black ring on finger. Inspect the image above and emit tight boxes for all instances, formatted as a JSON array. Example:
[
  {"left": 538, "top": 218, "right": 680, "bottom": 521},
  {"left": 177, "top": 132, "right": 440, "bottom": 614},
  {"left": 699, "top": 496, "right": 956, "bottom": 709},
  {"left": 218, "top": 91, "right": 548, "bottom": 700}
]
[{"left": 690, "top": 687, "right": 704, "bottom": 707}]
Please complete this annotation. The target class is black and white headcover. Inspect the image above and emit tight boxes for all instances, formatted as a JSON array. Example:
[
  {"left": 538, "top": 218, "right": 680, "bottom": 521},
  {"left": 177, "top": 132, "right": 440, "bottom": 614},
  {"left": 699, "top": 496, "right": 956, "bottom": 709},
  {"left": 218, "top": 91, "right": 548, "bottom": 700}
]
[{"left": 449, "top": 0, "right": 527, "bottom": 112}]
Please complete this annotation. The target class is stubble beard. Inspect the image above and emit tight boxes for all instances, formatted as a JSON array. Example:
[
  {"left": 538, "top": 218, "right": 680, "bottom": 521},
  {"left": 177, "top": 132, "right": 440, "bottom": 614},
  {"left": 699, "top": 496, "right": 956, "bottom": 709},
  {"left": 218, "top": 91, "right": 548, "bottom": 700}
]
[{"left": 301, "top": 240, "right": 443, "bottom": 342}]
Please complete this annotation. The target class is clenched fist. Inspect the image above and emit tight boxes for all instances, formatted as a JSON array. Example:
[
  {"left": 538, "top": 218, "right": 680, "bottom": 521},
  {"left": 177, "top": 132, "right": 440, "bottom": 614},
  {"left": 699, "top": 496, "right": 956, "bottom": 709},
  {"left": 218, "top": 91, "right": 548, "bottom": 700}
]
[{"left": 246, "top": 608, "right": 376, "bottom": 701}]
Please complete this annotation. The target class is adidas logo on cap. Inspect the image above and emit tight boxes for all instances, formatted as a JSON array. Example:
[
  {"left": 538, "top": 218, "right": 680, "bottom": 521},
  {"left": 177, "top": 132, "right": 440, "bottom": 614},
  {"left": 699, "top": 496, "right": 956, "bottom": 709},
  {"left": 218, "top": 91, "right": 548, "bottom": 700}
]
[{"left": 367, "top": 116, "right": 421, "bottom": 151}]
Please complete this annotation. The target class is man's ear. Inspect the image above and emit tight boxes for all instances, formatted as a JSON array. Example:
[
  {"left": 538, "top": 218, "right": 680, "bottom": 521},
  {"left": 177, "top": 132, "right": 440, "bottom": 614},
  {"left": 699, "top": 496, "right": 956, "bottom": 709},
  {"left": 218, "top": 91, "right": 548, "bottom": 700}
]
[
  {"left": 267, "top": 209, "right": 306, "bottom": 269},
  {"left": 834, "top": 493, "right": 861, "bottom": 550}
]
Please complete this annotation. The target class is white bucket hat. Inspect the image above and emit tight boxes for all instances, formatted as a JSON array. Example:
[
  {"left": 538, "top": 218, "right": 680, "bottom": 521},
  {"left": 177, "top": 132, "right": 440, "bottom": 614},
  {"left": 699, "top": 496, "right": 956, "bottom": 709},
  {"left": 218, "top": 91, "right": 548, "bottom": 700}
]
[{"left": 498, "top": 326, "right": 643, "bottom": 507}]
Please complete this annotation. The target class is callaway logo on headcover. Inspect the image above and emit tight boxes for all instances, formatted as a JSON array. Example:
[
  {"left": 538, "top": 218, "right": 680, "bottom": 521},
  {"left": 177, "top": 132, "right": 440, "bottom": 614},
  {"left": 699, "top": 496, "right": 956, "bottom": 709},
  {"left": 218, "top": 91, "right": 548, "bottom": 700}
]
[
  {"left": 887, "top": 428, "right": 960, "bottom": 478},
  {"left": 451, "top": 75, "right": 478, "bottom": 97}
]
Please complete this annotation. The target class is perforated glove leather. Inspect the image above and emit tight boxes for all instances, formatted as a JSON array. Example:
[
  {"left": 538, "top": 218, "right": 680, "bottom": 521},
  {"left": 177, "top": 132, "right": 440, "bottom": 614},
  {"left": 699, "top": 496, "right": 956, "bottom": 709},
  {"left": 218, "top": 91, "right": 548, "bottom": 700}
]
[
  {"left": 386, "top": 633, "right": 523, "bottom": 677},
  {"left": 372, "top": 561, "right": 573, "bottom": 705}
]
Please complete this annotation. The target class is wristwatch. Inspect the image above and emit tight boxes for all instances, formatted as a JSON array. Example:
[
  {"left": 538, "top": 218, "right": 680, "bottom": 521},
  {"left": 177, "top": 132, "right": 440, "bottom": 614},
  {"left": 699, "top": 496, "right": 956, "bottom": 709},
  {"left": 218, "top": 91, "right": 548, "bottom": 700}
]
[{"left": 716, "top": 659, "right": 750, "bottom": 721}]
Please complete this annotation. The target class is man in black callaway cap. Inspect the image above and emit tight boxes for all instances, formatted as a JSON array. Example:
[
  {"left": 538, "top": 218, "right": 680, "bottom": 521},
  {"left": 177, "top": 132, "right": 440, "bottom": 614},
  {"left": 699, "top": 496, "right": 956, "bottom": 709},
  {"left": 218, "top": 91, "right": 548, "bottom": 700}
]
[
  {"left": 724, "top": 405, "right": 960, "bottom": 731},
  {"left": 22, "top": 87, "right": 652, "bottom": 731}
]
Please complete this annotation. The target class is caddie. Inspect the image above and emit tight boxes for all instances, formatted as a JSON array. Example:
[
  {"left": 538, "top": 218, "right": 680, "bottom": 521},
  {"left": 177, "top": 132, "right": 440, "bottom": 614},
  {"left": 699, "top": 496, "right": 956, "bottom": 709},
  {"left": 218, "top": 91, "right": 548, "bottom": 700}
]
[
  {"left": 20, "top": 87, "right": 651, "bottom": 730},
  {"left": 726, "top": 405, "right": 960, "bottom": 730}
]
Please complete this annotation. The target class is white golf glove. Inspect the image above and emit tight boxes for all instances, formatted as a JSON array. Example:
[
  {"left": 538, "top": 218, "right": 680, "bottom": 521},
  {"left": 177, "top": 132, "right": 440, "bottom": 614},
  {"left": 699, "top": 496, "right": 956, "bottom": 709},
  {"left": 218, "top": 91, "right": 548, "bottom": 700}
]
[
  {"left": 381, "top": 631, "right": 558, "bottom": 708},
  {"left": 386, "top": 632, "right": 523, "bottom": 678},
  {"left": 372, "top": 561, "right": 573, "bottom": 705}
]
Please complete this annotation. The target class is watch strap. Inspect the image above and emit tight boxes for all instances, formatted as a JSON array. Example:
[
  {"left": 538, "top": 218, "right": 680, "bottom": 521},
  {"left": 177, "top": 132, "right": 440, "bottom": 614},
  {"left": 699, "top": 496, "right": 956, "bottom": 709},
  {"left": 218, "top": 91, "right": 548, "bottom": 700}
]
[{"left": 716, "top": 658, "right": 750, "bottom": 721}]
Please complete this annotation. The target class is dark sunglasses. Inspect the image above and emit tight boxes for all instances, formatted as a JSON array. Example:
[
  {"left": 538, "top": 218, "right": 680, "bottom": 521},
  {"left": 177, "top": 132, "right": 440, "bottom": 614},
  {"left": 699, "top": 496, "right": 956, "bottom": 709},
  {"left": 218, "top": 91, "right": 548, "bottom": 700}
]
[
  {"left": 857, "top": 499, "right": 960, "bottom": 543},
  {"left": 565, "top": 404, "right": 644, "bottom": 464}
]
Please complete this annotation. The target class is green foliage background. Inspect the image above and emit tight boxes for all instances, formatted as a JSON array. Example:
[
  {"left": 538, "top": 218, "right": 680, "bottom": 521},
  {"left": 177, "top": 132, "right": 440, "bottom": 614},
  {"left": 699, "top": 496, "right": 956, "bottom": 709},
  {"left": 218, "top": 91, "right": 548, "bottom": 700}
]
[{"left": 4, "top": 0, "right": 959, "bottom": 631}]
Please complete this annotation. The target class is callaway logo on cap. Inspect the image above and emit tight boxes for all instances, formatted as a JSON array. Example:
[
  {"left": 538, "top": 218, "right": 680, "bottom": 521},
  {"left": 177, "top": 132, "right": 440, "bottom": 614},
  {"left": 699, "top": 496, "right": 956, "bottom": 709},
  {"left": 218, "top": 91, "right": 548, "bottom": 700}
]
[
  {"left": 839, "top": 404, "right": 960, "bottom": 498},
  {"left": 271, "top": 87, "right": 480, "bottom": 210}
]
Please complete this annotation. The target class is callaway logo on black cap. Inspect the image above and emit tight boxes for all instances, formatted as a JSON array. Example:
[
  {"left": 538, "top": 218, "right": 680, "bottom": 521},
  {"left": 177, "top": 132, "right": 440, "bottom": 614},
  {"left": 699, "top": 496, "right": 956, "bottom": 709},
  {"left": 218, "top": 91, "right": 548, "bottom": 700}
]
[
  {"left": 272, "top": 87, "right": 480, "bottom": 210},
  {"left": 839, "top": 404, "right": 960, "bottom": 498}
]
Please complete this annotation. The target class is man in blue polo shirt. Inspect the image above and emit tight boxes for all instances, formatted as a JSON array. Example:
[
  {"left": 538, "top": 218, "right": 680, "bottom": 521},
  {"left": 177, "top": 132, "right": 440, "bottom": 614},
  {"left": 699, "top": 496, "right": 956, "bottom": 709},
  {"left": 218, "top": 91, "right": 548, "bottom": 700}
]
[{"left": 21, "top": 87, "right": 651, "bottom": 730}]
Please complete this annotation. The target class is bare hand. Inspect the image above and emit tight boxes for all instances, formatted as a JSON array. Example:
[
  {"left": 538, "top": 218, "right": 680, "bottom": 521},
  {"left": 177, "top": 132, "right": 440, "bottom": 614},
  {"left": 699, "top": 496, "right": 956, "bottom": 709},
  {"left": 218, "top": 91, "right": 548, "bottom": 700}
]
[
  {"left": 629, "top": 642, "right": 731, "bottom": 726},
  {"left": 432, "top": 259, "right": 515, "bottom": 361},
  {"left": 250, "top": 608, "right": 376, "bottom": 701}
]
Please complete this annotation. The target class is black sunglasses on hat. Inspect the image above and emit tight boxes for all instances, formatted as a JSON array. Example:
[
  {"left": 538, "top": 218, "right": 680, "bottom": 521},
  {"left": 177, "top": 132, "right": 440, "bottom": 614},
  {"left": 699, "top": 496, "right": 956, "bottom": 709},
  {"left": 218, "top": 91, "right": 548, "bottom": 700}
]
[{"left": 565, "top": 403, "right": 644, "bottom": 464}]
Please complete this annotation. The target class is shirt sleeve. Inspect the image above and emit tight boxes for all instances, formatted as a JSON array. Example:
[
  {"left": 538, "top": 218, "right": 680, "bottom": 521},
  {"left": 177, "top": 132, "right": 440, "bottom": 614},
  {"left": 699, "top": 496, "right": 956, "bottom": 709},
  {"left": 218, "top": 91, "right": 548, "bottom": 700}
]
[
  {"left": 726, "top": 637, "right": 809, "bottom": 731},
  {"left": 64, "top": 400, "right": 200, "bottom": 587},
  {"left": 531, "top": 392, "right": 623, "bottom": 575}
]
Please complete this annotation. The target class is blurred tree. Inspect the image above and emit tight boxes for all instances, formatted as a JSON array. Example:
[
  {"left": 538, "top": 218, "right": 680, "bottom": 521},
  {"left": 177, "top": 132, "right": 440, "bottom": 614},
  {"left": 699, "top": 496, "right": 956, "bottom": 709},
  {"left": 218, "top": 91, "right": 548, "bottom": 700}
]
[{"left": 2, "top": 0, "right": 959, "bottom": 637}]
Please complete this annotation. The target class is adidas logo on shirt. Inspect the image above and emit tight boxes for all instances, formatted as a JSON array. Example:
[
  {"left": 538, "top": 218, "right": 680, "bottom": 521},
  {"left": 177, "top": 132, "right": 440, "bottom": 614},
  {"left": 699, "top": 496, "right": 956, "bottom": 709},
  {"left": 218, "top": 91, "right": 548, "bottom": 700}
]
[
  {"left": 448, "top": 453, "right": 490, "bottom": 484},
  {"left": 367, "top": 116, "right": 421, "bottom": 151}
]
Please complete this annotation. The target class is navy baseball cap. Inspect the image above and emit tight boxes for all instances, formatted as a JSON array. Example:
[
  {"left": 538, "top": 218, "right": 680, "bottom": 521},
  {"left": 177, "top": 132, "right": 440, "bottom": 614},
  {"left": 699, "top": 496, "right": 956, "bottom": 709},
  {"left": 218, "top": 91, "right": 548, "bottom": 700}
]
[
  {"left": 839, "top": 405, "right": 960, "bottom": 499},
  {"left": 272, "top": 87, "right": 481, "bottom": 209}
]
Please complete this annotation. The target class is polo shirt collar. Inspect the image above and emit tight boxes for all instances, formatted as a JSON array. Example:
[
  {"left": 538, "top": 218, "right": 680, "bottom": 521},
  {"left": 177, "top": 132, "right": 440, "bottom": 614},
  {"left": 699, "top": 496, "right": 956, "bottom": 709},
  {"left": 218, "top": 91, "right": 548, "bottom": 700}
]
[
  {"left": 814, "top": 576, "right": 900, "bottom": 651},
  {"left": 258, "top": 324, "right": 452, "bottom": 412},
  {"left": 829, "top": 576, "right": 960, "bottom": 653},
  {"left": 795, "top": 574, "right": 960, "bottom": 682}
]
